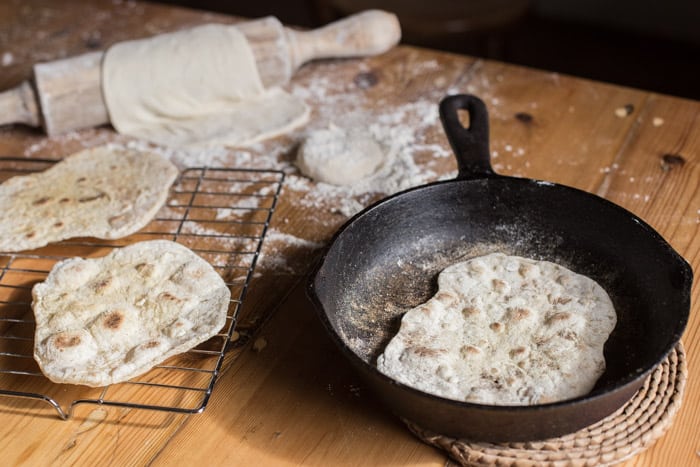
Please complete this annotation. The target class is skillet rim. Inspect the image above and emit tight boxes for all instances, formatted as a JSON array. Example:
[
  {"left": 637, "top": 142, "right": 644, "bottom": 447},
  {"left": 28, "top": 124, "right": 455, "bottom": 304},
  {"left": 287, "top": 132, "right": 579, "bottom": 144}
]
[{"left": 307, "top": 173, "right": 693, "bottom": 415}]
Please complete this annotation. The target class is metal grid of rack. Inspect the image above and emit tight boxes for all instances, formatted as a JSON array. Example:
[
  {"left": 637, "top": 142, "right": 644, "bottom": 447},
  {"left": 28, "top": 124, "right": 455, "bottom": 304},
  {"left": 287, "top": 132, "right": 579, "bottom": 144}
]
[{"left": 0, "top": 158, "right": 284, "bottom": 419}]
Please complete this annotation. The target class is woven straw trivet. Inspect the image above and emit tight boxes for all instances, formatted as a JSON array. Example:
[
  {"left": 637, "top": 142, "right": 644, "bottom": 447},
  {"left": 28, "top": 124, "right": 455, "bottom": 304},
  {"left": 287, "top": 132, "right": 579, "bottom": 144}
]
[{"left": 406, "top": 342, "right": 687, "bottom": 467}]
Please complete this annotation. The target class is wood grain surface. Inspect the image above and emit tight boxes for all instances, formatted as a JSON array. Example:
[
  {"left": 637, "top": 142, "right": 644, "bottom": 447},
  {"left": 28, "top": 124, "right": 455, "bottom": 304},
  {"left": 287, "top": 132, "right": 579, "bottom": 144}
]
[{"left": 0, "top": 1, "right": 698, "bottom": 465}]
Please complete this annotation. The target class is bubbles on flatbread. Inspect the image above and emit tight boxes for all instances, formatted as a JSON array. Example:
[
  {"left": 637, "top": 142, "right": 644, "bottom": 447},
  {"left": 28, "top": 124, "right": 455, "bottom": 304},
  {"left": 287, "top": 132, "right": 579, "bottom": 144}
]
[
  {"left": 32, "top": 240, "right": 230, "bottom": 387},
  {"left": 377, "top": 253, "right": 617, "bottom": 405}
]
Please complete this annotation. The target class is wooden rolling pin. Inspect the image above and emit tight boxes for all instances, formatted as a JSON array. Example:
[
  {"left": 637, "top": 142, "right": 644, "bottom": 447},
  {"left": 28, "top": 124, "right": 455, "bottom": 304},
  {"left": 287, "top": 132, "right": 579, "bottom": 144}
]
[{"left": 0, "top": 10, "right": 400, "bottom": 135}]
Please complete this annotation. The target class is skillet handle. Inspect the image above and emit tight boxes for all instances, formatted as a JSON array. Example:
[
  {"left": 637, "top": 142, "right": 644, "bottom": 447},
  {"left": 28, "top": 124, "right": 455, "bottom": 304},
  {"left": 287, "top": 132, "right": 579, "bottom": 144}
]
[{"left": 439, "top": 94, "right": 494, "bottom": 180}]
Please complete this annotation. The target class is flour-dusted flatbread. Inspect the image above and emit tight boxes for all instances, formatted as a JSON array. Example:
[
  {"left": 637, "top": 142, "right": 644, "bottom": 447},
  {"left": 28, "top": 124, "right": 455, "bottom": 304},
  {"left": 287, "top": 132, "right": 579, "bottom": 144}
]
[
  {"left": 102, "top": 24, "right": 309, "bottom": 148},
  {"left": 377, "top": 253, "right": 617, "bottom": 405},
  {"left": 0, "top": 146, "right": 178, "bottom": 253},
  {"left": 32, "top": 240, "right": 230, "bottom": 387}
]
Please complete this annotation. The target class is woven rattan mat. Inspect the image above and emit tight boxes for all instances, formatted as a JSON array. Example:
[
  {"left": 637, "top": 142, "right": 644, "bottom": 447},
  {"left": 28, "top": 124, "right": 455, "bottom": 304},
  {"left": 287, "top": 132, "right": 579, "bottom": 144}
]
[{"left": 406, "top": 342, "right": 686, "bottom": 466}]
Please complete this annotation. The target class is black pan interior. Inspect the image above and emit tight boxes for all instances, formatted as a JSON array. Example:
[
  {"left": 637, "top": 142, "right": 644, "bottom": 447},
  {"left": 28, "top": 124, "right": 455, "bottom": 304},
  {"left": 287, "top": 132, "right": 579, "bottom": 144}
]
[{"left": 313, "top": 176, "right": 691, "bottom": 395}]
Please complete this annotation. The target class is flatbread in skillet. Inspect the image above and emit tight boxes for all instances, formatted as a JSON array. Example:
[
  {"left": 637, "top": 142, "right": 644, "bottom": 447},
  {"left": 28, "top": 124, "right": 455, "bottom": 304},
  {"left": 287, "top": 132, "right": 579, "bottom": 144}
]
[
  {"left": 32, "top": 240, "right": 230, "bottom": 387},
  {"left": 377, "top": 253, "right": 617, "bottom": 405},
  {"left": 0, "top": 145, "right": 178, "bottom": 252}
]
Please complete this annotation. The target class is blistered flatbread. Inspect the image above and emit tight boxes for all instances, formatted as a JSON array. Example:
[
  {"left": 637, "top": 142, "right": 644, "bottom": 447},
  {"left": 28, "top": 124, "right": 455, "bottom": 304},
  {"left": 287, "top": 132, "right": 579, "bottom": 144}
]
[
  {"left": 32, "top": 240, "right": 230, "bottom": 387},
  {"left": 377, "top": 253, "right": 617, "bottom": 405}
]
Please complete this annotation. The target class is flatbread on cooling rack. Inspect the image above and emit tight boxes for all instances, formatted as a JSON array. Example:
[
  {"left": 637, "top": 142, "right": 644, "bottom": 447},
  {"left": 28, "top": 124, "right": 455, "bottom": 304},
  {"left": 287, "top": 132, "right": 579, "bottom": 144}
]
[
  {"left": 0, "top": 145, "right": 178, "bottom": 252},
  {"left": 32, "top": 240, "right": 231, "bottom": 387},
  {"left": 377, "top": 253, "right": 617, "bottom": 405}
]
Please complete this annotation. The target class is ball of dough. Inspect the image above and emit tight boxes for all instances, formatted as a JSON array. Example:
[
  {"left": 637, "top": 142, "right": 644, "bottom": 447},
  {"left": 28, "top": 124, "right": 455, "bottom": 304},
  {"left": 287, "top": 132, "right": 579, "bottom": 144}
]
[{"left": 296, "top": 125, "right": 385, "bottom": 186}]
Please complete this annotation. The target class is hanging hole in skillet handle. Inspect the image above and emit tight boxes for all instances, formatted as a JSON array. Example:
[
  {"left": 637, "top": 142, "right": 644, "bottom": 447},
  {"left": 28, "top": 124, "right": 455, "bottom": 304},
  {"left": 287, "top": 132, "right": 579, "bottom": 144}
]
[{"left": 439, "top": 94, "right": 495, "bottom": 180}]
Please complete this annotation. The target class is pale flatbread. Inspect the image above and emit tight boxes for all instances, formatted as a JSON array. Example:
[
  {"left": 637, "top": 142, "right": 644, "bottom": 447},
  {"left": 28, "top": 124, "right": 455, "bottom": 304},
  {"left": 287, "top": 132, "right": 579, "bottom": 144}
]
[
  {"left": 377, "top": 253, "right": 617, "bottom": 405},
  {"left": 0, "top": 146, "right": 178, "bottom": 253},
  {"left": 102, "top": 24, "right": 309, "bottom": 148},
  {"left": 32, "top": 240, "right": 231, "bottom": 387}
]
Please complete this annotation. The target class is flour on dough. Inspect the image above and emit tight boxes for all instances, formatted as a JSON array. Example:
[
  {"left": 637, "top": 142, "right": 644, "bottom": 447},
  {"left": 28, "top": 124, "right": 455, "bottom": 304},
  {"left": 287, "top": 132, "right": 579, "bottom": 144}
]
[
  {"left": 296, "top": 124, "right": 386, "bottom": 186},
  {"left": 102, "top": 24, "right": 309, "bottom": 148},
  {"left": 377, "top": 253, "right": 617, "bottom": 406}
]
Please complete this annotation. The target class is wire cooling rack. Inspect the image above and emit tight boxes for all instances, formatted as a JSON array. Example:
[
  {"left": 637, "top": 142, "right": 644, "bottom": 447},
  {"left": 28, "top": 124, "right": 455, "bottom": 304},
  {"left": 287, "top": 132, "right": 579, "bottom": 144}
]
[{"left": 0, "top": 157, "right": 284, "bottom": 419}]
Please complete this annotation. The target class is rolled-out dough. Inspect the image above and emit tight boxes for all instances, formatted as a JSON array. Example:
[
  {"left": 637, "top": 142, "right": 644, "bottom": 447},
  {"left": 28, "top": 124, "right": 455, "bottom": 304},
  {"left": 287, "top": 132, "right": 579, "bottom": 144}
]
[
  {"left": 102, "top": 24, "right": 309, "bottom": 148},
  {"left": 296, "top": 124, "right": 386, "bottom": 185}
]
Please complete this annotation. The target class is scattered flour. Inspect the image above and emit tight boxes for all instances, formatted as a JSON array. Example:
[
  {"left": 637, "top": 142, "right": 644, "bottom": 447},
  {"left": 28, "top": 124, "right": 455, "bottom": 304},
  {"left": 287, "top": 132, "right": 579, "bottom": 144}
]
[
  {"left": 10, "top": 47, "right": 464, "bottom": 274},
  {"left": 256, "top": 228, "right": 324, "bottom": 275},
  {"left": 263, "top": 229, "right": 324, "bottom": 250},
  {"left": 280, "top": 70, "right": 454, "bottom": 217}
]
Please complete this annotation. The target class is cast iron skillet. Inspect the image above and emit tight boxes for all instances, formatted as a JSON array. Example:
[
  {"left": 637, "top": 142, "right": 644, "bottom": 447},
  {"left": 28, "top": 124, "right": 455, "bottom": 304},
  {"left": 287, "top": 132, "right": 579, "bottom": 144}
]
[{"left": 308, "top": 94, "right": 692, "bottom": 442}]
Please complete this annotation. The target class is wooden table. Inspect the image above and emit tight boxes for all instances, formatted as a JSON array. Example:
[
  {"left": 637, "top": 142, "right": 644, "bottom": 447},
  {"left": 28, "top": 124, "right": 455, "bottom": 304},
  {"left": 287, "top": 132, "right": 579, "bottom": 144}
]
[{"left": 0, "top": 1, "right": 698, "bottom": 465}]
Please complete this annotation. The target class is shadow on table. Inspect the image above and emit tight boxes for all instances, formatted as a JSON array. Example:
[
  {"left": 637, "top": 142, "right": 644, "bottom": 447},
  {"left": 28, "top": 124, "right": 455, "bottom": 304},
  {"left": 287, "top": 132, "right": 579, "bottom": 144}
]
[{"left": 210, "top": 279, "right": 440, "bottom": 465}]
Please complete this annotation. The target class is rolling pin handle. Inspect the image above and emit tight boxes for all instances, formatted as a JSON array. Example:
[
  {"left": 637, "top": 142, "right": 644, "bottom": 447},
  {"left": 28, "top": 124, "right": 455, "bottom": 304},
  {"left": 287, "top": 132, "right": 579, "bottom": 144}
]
[
  {"left": 286, "top": 10, "right": 401, "bottom": 71},
  {"left": 0, "top": 80, "right": 41, "bottom": 128}
]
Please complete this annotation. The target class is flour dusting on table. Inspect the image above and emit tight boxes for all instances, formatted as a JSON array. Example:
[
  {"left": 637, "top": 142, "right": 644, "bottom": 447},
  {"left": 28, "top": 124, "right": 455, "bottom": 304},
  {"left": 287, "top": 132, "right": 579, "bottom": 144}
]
[
  {"left": 12, "top": 56, "right": 460, "bottom": 275},
  {"left": 256, "top": 228, "right": 324, "bottom": 275}
]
